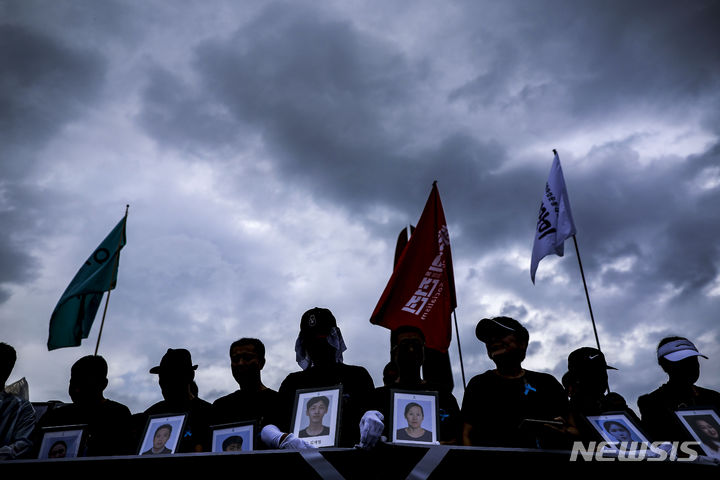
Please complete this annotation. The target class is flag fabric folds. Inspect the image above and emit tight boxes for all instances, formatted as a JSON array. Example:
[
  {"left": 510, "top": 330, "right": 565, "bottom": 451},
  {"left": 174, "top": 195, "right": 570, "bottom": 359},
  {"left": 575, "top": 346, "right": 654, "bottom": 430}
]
[
  {"left": 370, "top": 182, "right": 457, "bottom": 352},
  {"left": 47, "top": 215, "right": 127, "bottom": 350},
  {"left": 530, "top": 151, "right": 576, "bottom": 284}
]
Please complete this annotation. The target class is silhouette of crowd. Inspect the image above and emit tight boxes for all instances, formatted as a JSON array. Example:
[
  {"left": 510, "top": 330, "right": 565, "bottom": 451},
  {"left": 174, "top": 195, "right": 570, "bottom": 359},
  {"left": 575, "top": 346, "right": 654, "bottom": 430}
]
[{"left": 1, "top": 308, "right": 719, "bottom": 461}]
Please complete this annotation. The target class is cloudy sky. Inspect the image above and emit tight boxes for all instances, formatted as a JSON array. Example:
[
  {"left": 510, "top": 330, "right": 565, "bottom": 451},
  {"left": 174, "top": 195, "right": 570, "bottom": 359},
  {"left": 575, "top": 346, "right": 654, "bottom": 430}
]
[{"left": 2, "top": 0, "right": 719, "bottom": 418}]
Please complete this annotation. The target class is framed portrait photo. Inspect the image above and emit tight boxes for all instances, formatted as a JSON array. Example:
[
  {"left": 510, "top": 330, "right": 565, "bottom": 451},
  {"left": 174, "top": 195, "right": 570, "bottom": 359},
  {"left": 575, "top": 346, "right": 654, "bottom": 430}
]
[
  {"left": 210, "top": 421, "right": 255, "bottom": 453},
  {"left": 37, "top": 424, "right": 87, "bottom": 459},
  {"left": 675, "top": 408, "right": 720, "bottom": 459},
  {"left": 390, "top": 390, "right": 439, "bottom": 445},
  {"left": 586, "top": 412, "right": 650, "bottom": 452},
  {"left": 291, "top": 386, "right": 342, "bottom": 448},
  {"left": 138, "top": 413, "right": 187, "bottom": 455}
]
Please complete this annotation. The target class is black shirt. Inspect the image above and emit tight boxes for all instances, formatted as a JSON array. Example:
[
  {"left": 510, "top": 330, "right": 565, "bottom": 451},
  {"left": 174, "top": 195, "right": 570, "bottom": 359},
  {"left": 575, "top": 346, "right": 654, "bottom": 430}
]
[
  {"left": 39, "top": 399, "right": 133, "bottom": 456},
  {"left": 211, "top": 388, "right": 280, "bottom": 450},
  {"left": 461, "top": 369, "right": 569, "bottom": 448},
  {"left": 371, "top": 381, "right": 461, "bottom": 444},
  {"left": 638, "top": 383, "right": 720, "bottom": 442},
  {"left": 141, "top": 397, "right": 212, "bottom": 453},
  {"left": 569, "top": 392, "right": 643, "bottom": 442},
  {"left": 278, "top": 363, "right": 374, "bottom": 447}
]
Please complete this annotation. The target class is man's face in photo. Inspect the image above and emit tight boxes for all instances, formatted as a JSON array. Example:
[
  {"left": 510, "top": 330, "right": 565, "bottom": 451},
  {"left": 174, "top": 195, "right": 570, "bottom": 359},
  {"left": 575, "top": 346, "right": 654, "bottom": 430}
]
[
  {"left": 154, "top": 427, "right": 171, "bottom": 450},
  {"left": 307, "top": 400, "right": 328, "bottom": 425}
]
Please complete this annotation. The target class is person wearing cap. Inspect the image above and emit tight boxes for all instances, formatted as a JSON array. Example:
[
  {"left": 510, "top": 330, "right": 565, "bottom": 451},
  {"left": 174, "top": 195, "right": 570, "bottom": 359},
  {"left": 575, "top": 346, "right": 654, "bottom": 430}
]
[
  {"left": 461, "top": 316, "right": 569, "bottom": 449},
  {"left": 36, "top": 355, "right": 133, "bottom": 456},
  {"left": 638, "top": 336, "right": 720, "bottom": 442},
  {"left": 370, "top": 325, "right": 461, "bottom": 444},
  {"left": 558, "top": 347, "right": 640, "bottom": 442},
  {"left": 138, "top": 348, "right": 212, "bottom": 453},
  {"left": 210, "top": 338, "right": 281, "bottom": 450},
  {"left": 271, "top": 307, "right": 376, "bottom": 448}
]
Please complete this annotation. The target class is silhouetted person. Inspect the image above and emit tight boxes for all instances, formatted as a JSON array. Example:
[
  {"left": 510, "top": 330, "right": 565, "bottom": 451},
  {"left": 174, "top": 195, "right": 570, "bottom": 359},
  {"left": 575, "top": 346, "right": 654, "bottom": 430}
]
[
  {"left": 139, "top": 348, "right": 212, "bottom": 453},
  {"left": 461, "top": 317, "right": 569, "bottom": 448},
  {"left": 638, "top": 337, "right": 720, "bottom": 442},
  {"left": 557, "top": 347, "right": 640, "bottom": 441},
  {"left": 371, "top": 325, "right": 460, "bottom": 444},
  {"left": 38, "top": 355, "right": 133, "bottom": 456},
  {"left": 269, "top": 307, "right": 375, "bottom": 448},
  {"left": 0, "top": 342, "right": 36, "bottom": 460},
  {"left": 211, "top": 338, "right": 281, "bottom": 449},
  {"left": 382, "top": 361, "right": 399, "bottom": 387}
]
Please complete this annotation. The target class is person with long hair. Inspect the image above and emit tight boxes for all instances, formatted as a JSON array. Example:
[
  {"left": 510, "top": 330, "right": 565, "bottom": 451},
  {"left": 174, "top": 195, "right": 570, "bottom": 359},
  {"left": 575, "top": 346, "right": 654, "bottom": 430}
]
[{"left": 690, "top": 415, "right": 720, "bottom": 455}]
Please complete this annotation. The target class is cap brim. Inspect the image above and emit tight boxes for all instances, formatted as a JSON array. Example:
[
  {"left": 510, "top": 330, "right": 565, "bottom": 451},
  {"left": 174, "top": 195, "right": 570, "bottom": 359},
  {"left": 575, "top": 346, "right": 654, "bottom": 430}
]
[
  {"left": 606, "top": 365, "right": 618, "bottom": 370},
  {"left": 148, "top": 365, "right": 198, "bottom": 374},
  {"left": 663, "top": 350, "right": 708, "bottom": 362},
  {"left": 475, "top": 320, "right": 515, "bottom": 343}
]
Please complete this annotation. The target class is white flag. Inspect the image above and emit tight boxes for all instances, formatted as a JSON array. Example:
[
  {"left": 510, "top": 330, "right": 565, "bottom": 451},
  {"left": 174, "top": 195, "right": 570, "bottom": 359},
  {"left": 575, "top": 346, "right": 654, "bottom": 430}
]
[{"left": 531, "top": 151, "right": 576, "bottom": 283}]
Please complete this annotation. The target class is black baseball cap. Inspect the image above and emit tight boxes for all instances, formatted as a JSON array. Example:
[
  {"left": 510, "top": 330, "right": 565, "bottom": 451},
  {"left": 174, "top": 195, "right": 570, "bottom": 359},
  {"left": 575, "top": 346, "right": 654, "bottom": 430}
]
[
  {"left": 300, "top": 307, "right": 337, "bottom": 337},
  {"left": 567, "top": 347, "right": 617, "bottom": 373},
  {"left": 475, "top": 317, "right": 529, "bottom": 344}
]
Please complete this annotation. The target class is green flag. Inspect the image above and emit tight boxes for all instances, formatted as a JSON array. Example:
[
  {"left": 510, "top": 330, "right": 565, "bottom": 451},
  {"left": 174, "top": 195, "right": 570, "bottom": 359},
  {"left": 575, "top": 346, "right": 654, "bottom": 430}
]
[{"left": 48, "top": 214, "right": 127, "bottom": 350}]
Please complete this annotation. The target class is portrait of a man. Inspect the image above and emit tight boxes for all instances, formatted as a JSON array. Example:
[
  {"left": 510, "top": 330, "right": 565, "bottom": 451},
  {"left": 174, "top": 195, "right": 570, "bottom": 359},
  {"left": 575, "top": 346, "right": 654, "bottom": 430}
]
[
  {"left": 38, "top": 427, "right": 85, "bottom": 459},
  {"left": 142, "top": 423, "right": 173, "bottom": 455},
  {"left": 299, "top": 396, "right": 331, "bottom": 438},
  {"left": 210, "top": 421, "right": 255, "bottom": 452},
  {"left": 222, "top": 435, "right": 244, "bottom": 451},
  {"left": 291, "top": 387, "right": 341, "bottom": 447}
]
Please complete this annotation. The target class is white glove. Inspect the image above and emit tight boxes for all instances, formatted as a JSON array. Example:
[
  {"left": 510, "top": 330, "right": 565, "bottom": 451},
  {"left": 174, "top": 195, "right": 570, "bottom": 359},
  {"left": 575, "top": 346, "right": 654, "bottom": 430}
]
[
  {"left": 280, "top": 433, "right": 316, "bottom": 450},
  {"left": 260, "top": 424, "right": 316, "bottom": 450},
  {"left": 356, "top": 410, "right": 384, "bottom": 449}
]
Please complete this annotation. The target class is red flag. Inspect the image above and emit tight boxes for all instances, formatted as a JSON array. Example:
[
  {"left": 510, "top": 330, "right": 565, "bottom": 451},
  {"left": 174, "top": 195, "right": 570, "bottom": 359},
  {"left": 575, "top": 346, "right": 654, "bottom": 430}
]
[{"left": 370, "top": 182, "right": 457, "bottom": 352}]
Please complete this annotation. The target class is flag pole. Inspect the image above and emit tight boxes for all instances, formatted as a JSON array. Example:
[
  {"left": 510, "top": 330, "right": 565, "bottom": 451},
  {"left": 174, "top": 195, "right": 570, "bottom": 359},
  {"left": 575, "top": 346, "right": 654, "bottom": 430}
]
[
  {"left": 572, "top": 234, "right": 601, "bottom": 352},
  {"left": 452, "top": 310, "right": 467, "bottom": 390},
  {"left": 94, "top": 205, "right": 129, "bottom": 356}
]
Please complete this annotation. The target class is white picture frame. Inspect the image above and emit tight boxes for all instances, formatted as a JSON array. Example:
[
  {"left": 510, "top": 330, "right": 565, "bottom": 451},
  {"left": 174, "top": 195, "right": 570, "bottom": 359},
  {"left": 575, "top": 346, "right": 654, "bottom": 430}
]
[
  {"left": 291, "top": 386, "right": 342, "bottom": 448},
  {"left": 586, "top": 412, "right": 650, "bottom": 452},
  {"left": 38, "top": 425, "right": 87, "bottom": 459},
  {"left": 390, "top": 390, "right": 439, "bottom": 445},
  {"left": 675, "top": 408, "right": 720, "bottom": 459},
  {"left": 138, "top": 414, "right": 187, "bottom": 455},
  {"left": 210, "top": 421, "right": 255, "bottom": 452}
]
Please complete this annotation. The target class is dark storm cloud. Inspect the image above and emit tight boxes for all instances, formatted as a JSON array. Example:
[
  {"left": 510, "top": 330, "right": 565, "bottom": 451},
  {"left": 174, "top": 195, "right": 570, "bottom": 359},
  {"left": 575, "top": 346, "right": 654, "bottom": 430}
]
[
  {"left": 190, "top": 2, "right": 431, "bottom": 208},
  {"left": 0, "top": 23, "right": 106, "bottom": 176},
  {"left": 560, "top": 140, "right": 720, "bottom": 301},
  {"left": 0, "top": 22, "right": 106, "bottom": 297},
  {"left": 139, "top": 66, "right": 240, "bottom": 155},
  {"left": 450, "top": 0, "right": 720, "bottom": 125},
  {"left": 134, "top": 1, "right": 720, "bottom": 316}
]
